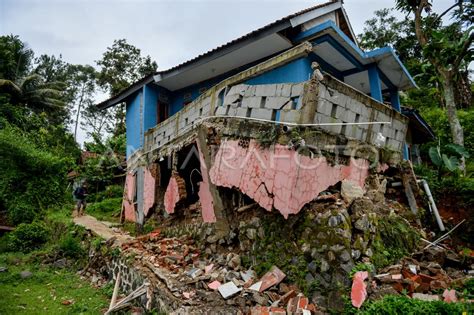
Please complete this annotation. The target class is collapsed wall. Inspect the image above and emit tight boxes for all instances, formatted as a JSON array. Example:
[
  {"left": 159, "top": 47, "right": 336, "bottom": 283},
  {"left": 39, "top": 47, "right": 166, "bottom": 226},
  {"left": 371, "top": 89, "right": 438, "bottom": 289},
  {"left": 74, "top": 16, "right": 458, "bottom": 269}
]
[
  {"left": 109, "top": 74, "right": 417, "bottom": 312},
  {"left": 124, "top": 73, "right": 408, "bottom": 226}
]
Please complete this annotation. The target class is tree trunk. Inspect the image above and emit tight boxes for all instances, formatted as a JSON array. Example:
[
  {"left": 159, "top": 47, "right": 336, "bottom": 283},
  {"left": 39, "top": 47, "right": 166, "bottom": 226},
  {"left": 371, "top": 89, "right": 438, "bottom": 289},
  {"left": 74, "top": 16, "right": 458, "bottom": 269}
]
[
  {"left": 74, "top": 84, "right": 86, "bottom": 142},
  {"left": 441, "top": 75, "right": 464, "bottom": 147},
  {"left": 441, "top": 72, "right": 465, "bottom": 171}
]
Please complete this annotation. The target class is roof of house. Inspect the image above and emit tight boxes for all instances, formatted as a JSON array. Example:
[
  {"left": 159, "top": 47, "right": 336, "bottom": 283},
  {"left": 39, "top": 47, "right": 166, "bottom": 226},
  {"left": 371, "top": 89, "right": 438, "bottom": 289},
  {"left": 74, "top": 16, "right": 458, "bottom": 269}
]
[
  {"left": 96, "top": 0, "right": 343, "bottom": 109},
  {"left": 96, "top": 0, "right": 416, "bottom": 110},
  {"left": 402, "top": 107, "right": 436, "bottom": 143}
]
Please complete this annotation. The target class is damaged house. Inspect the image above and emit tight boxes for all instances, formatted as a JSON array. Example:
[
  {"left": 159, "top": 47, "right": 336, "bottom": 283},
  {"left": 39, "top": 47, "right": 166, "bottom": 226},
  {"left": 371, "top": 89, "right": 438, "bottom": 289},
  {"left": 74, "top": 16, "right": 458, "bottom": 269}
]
[
  {"left": 97, "top": 0, "right": 433, "bottom": 230},
  {"left": 90, "top": 1, "right": 458, "bottom": 312}
]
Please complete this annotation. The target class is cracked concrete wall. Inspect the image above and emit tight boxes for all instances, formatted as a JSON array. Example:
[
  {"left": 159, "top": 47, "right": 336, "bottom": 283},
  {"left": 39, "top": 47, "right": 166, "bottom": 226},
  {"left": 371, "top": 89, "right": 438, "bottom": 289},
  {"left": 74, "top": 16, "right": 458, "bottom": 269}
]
[
  {"left": 315, "top": 77, "right": 408, "bottom": 151},
  {"left": 209, "top": 139, "right": 369, "bottom": 218},
  {"left": 144, "top": 166, "right": 156, "bottom": 217},
  {"left": 122, "top": 172, "right": 136, "bottom": 222},
  {"left": 164, "top": 175, "right": 186, "bottom": 214}
]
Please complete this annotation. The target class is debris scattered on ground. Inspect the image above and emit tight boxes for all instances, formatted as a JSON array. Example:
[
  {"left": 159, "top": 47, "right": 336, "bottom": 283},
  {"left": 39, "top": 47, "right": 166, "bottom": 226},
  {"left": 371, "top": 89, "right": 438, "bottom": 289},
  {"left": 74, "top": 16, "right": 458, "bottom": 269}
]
[
  {"left": 20, "top": 270, "right": 32, "bottom": 279},
  {"left": 259, "top": 266, "right": 286, "bottom": 292},
  {"left": 217, "top": 281, "right": 241, "bottom": 299},
  {"left": 367, "top": 245, "right": 473, "bottom": 302}
]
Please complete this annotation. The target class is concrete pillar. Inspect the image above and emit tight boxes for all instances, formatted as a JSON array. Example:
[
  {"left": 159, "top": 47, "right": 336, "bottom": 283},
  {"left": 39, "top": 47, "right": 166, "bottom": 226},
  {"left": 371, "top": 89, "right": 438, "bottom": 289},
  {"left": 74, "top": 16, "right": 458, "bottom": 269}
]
[
  {"left": 368, "top": 64, "right": 382, "bottom": 102},
  {"left": 390, "top": 90, "right": 401, "bottom": 112}
]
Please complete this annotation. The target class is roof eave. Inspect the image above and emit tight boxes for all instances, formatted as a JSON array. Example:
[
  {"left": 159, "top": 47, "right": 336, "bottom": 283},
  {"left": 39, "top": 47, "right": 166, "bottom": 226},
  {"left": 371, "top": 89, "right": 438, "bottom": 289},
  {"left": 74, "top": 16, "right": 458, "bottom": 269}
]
[{"left": 96, "top": 76, "right": 154, "bottom": 110}]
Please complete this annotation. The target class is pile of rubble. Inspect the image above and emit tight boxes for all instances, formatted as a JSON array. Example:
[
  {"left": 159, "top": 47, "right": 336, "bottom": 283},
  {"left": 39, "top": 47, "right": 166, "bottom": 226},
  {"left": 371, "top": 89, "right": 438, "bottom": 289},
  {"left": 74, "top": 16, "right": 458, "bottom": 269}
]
[
  {"left": 351, "top": 245, "right": 474, "bottom": 308},
  {"left": 119, "top": 231, "right": 318, "bottom": 313},
  {"left": 123, "top": 231, "right": 200, "bottom": 272}
]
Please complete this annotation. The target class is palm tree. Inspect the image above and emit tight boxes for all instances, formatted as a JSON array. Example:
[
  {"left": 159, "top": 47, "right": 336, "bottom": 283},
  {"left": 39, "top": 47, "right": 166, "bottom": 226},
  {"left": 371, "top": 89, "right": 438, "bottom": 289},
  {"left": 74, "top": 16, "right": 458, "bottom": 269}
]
[{"left": 0, "top": 74, "right": 66, "bottom": 117}]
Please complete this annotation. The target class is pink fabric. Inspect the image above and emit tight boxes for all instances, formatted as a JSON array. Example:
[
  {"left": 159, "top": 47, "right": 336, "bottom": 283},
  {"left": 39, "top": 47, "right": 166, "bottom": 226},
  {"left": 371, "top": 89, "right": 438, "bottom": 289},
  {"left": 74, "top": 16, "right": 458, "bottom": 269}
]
[
  {"left": 209, "top": 140, "right": 369, "bottom": 218},
  {"left": 164, "top": 177, "right": 180, "bottom": 214},
  {"left": 196, "top": 141, "right": 217, "bottom": 223},
  {"left": 143, "top": 167, "right": 155, "bottom": 216},
  {"left": 351, "top": 271, "right": 368, "bottom": 308},
  {"left": 122, "top": 172, "right": 136, "bottom": 222}
]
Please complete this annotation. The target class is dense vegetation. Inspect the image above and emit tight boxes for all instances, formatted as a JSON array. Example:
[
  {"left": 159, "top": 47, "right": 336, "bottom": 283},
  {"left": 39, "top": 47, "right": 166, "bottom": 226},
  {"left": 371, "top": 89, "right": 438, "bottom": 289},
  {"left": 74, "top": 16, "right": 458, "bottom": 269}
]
[
  {"left": 358, "top": 3, "right": 474, "bottom": 218},
  {"left": 0, "top": 35, "right": 156, "bottom": 226}
]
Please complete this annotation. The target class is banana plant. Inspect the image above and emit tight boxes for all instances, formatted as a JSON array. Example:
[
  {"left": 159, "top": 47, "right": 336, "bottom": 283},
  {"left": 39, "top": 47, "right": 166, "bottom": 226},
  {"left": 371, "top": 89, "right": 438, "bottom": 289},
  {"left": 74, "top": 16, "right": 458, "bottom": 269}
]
[{"left": 429, "top": 143, "right": 470, "bottom": 176}]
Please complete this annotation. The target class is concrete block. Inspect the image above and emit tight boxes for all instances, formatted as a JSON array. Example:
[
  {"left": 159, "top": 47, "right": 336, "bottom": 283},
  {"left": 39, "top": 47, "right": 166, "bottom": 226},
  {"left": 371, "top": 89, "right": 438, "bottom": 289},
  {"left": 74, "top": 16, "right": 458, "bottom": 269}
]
[
  {"left": 223, "top": 94, "right": 242, "bottom": 107},
  {"left": 291, "top": 83, "right": 304, "bottom": 97},
  {"left": 255, "top": 84, "right": 277, "bottom": 97},
  {"left": 395, "top": 129, "right": 405, "bottom": 142},
  {"left": 313, "top": 113, "right": 332, "bottom": 124},
  {"left": 236, "top": 107, "right": 249, "bottom": 117},
  {"left": 251, "top": 108, "right": 274, "bottom": 120},
  {"left": 343, "top": 110, "right": 356, "bottom": 123},
  {"left": 388, "top": 139, "right": 402, "bottom": 151},
  {"left": 218, "top": 281, "right": 241, "bottom": 299},
  {"left": 266, "top": 96, "right": 291, "bottom": 110},
  {"left": 279, "top": 109, "right": 300, "bottom": 123},
  {"left": 227, "top": 84, "right": 247, "bottom": 96},
  {"left": 316, "top": 99, "right": 333, "bottom": 117},
  {"left": 244, "top": 85, "right": 256, "bottom": 97},
  {"left": 335, "top": 105, "right": 345, "bottom": 119},
  {"left": 241, "top": 96, "right": 263, "bottom": 109},
  {"left": 280, "top": 84, "right": 292, "bottom": 97},
  {"left": 318, "top": 85, "right": 328, "bottom": 100},
  {"left": 328, "top": 124, "right": 342, "bottom": 134},
  {"left": 345, "top": 125, "right": 357, "bottom": 138},
  {"left": 227, "top": 106, "right": 239, "bottom": 117},
  {"left": 215, "top": 105, "right": 228, "bottom": 116},
  {"left": 354, "top": 127, "right": 364, "bottom": 140}
]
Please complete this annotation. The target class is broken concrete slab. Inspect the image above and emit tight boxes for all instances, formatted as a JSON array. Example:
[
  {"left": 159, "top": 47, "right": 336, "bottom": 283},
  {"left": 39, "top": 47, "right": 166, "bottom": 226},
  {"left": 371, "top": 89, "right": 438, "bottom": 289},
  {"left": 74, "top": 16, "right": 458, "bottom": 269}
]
[
  {"left": 20, "top": 270, "right": 32, "bottom": 279},
  {"left": 208, "top": 280, "right": 221, "bottom": 290},
  {"left": 218, "top": 281, "right": 242, "bottom": 299},
  {"left": 249, "top": 281, "right": 263, "bottom": 292},
  {"left": 341, "top": 180, "right": 364, "bottom": 204},
  {"left": 240, "top": 270, "right": 257, "bottom": 283},
  {"left": 259, "top": 266, "right": 286, "bottom": 292},
  {"left": 442, "top": 289, "right": 457, "bottom": 303},
  {"left": 351, "top": 271, "right": 368, "bottom": 309},
  {"left": 412, "top": 293, "right": 440, "bottom": 301}
]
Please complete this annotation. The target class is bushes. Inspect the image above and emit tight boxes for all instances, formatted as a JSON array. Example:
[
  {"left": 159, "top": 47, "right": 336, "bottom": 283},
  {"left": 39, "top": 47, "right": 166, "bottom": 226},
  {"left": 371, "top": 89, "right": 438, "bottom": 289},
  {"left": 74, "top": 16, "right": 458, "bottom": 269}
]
[
  {"left": 59, "top": 234, "right": 85, "bottom": 258},
  {"left": 86, "top": 197, "right": 122, "bottom": 221},
  {"left": 89, "top": 185, "right": 123, "bottom": 202},
  {"left": 0, "top": 126, "right": 71, "bottom": 225},
  {"left": 87, "top": 197, "right": 122, "bottom": 214},
  {"left": 357, "top": 295, "right": 470, "bottom": 314},
  {"left": 7, "top": 221, "right": 49, "bottom": 252}
]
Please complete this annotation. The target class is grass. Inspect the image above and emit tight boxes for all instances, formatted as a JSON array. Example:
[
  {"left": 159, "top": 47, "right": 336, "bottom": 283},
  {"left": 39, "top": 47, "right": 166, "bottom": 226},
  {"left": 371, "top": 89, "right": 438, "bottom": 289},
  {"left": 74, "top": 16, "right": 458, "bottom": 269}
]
[
  {"left": 0, "top": 252, "right": 110, "bottom": 314},
  {"left": 86, "top": 198, "right": 122, "bottom": 223}
]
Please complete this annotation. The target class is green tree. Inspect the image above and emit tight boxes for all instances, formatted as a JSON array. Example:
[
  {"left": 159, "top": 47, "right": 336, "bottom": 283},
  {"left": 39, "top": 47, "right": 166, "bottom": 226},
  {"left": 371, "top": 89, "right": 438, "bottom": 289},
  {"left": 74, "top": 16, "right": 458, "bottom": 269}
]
[
  {"left": 66, "top": 64, "right": 98, "bottom": 141},
  {"left": 0, "top": 35, "right": 33, "bottom": 81},
  {"left": 395, "top": 0, "right": 473, "bottom": 170},
  {"left": 96, "top": 39, "right": 157, "bottom": 135},
  {"left": 0, "top": 36, "right": 67, "bottom": 124}
]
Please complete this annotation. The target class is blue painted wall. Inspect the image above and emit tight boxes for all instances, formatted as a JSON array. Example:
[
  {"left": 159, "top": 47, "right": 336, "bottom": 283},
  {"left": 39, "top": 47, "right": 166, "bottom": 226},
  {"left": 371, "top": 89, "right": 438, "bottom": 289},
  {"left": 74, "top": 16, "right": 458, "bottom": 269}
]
[
  {"left": 166, "top": 57, "right": 313, "bottom": 117},
  {"left": 169, "top": 78, "right": 220, "bottom": 116},
  {"left": 143, "top": 84, "right": 159, "bottom": 132},
  {"left": 126, "top": 91, "right": 142, "bottom": 158},
  {"left": 245, "top": 57, "right": 312, "bottom": 85}
]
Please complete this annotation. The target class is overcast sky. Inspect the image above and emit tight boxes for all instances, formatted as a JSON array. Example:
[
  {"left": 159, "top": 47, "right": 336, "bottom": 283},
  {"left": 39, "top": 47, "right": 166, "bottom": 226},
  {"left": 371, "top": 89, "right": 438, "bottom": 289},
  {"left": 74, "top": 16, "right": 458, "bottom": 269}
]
[{"left": 0, "top": 0, "right": 455, "bottom": 145}]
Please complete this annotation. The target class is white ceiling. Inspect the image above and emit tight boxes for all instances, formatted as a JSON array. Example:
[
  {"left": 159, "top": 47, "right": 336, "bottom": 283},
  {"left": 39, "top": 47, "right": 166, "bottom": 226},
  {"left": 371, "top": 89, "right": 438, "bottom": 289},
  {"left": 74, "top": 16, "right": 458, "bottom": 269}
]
[
  {"left": 313, "top": 41, "right": 354, "bottom": 71},
  {"left": 157, "top": 33, "right": 292, "bottom": 91}
]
